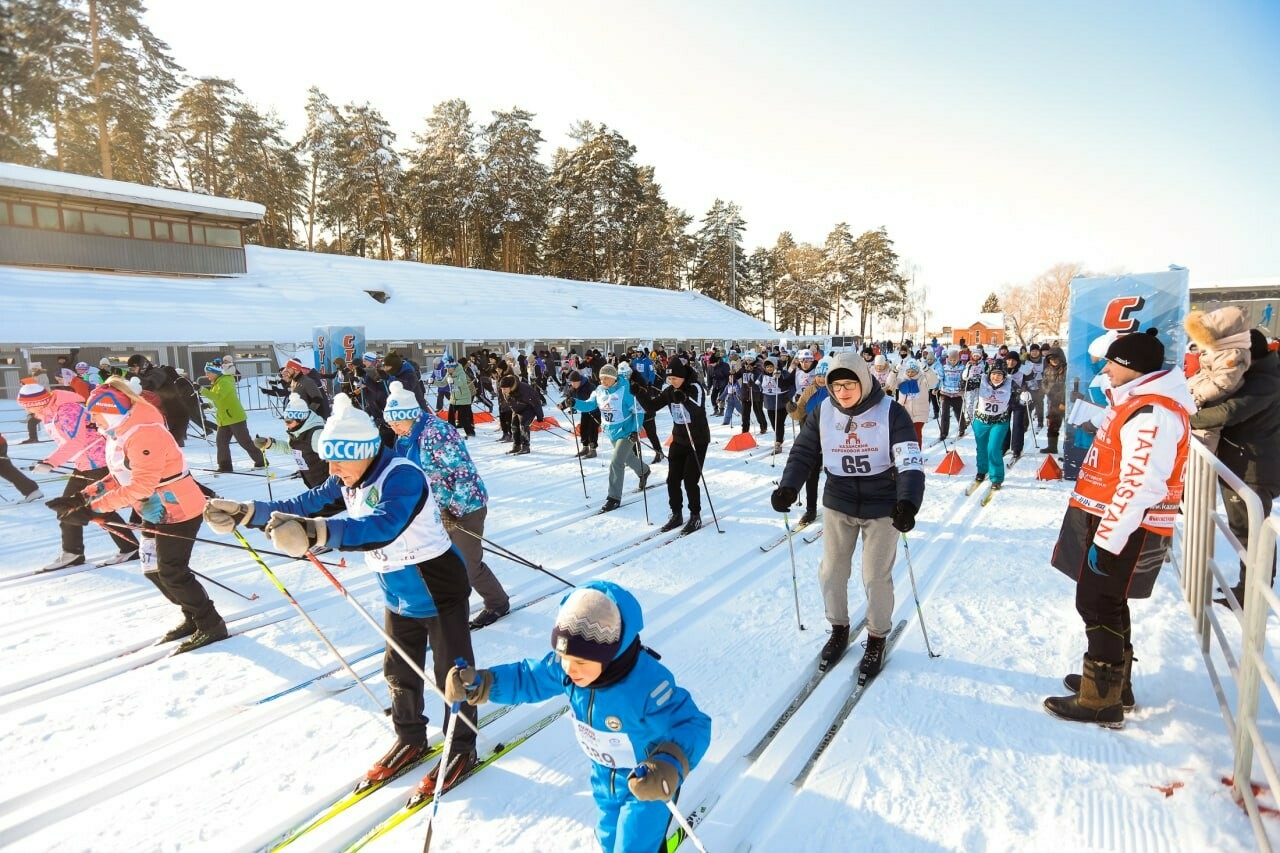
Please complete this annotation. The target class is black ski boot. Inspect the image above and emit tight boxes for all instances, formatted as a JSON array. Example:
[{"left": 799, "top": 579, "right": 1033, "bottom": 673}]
[
  {"left": 175, "top": 620, "right": 229, "bottom": 654},
  {"left": 636, "top": 466, "right": 652, "bottom": 492},
  {"left": 798, "top": 508, "right": 817, "bottom": 527},
  {"left": 660, "top": 511, "right": 684, "bottom": 532},
  {"left": 584, "top": 444, "right": 597, "bottom": 459},
  {"left": 160, "top": 616, "right": 197, "bottom": 643},
  {"left": 819, "top": 624, "right": 851, "bottom": 671},
  {"left": 652, "top": 449, "right": 665, "bottom": 464},
  {"left": 598, "top": 497, "right": 622, "bottom": 514},
  {"left": 859, "top": 633, "right": 887, "bottom": 683},
  {"left": 680, "top": 513, "right": 702, "bottom": 535}
]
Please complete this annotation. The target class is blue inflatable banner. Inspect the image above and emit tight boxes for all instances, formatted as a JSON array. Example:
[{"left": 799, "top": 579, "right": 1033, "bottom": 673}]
[
  {"left": 1061, "top": 268, "right": 1189, "bottom": 480},
  {"left": 312, "top": 326, "right": 365, "bottom": 373}
]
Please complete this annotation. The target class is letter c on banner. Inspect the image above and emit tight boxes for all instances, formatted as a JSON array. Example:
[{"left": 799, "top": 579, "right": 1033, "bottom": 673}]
[{"left": 1102, "top": 296, "right": 1146, "bottom": 333}]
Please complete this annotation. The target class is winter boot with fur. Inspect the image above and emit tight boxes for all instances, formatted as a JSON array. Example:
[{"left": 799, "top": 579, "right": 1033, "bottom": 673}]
[
  {"left": 1044, "top": 655, "right": 1125, "bottom": 728},
  {"left": 1063, "top": 647, "right": 1136, "bottom": 711}
]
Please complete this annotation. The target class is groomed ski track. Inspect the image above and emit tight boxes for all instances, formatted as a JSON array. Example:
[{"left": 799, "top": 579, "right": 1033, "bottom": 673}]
[{"left": 0, "top": 400, "right": 1271, "bottom": 851}]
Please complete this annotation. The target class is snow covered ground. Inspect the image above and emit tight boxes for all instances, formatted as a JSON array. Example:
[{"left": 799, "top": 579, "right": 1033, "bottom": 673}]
[{"left": 0, "top": 392, "right": 1276, "bottom": 853}]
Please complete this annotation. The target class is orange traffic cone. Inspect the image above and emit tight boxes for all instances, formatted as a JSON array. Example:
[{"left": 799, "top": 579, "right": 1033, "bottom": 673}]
[
  {"left": 1037, "top": 454, "right": 1063, "bottom": 480},
  {"left": 935, "top": 449, "right": 964, "bottom": 475},
  {"left": 725, "top": 432, "right": 757, "bottom": 452}
]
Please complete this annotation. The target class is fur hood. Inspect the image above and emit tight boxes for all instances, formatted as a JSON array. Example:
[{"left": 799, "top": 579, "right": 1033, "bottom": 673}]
[{"left": 1185, "top": 306, "right": 1250, "bottom": 351}]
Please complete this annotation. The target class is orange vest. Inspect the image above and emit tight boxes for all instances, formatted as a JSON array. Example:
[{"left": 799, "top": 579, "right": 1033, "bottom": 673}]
[{"left": 1069, "top": 391, "right": 1189, "bottom": 537}]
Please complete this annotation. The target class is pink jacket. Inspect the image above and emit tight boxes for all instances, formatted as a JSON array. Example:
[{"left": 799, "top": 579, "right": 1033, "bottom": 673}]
[
  {"left": 38, "top": 390, "right": 107, "bottom": 471},
  {"left": 84, "top": 399, "right": 207, "bottom": 523}
]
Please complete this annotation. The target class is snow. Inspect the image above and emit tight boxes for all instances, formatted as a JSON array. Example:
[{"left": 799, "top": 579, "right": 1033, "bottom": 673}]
[
  {"left": 0, "top": 163, "right": 265, "bottom": 221},
  {"left": 0, "top": 393, "right": 1275, "bottom": 853},
  {"left": 0, "top": 245, "right": 780, "bottom": 346}
]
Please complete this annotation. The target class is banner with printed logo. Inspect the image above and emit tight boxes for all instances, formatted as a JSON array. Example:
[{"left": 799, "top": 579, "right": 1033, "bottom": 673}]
[
  {"left": 312, "top": 326, "right": 365, "bottom": 373},
  {"left": 1061, "top": 268, "right": 1189, "bottom": 480}
]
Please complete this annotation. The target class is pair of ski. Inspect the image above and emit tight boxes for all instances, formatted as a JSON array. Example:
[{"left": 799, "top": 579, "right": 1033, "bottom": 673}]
[
  {"left": 964, "top": 477, "right": 1001, "bottom": 507},
  {"left": 759, "top": 516, "right": 820, "bottom": 553},
  {"left": 341, "top": 705, "right": 570, "bottom": 852},
  {"left": 606, "top": 517, "right": 706, "bottom": 566},
  {"left": 659, "top": 619, "right": 908, "bottom": 850},
  {"left": 264, "top": 704, "right": 520, "bottom": 850}
]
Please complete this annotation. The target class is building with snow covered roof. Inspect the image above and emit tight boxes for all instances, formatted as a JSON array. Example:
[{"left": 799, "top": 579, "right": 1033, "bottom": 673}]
[{"left": 0, "top": 164, "right": 778, "bottom": 399}]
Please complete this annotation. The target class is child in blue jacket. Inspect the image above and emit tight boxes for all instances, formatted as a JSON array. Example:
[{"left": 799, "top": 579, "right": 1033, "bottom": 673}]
[{"left": 445, "top": 580, "right": 711, "bottom": 853}]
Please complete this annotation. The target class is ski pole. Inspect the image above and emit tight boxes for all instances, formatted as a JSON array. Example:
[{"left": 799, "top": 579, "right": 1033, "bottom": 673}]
[
  {"left": 783, "top": 512, "right": 805, "bottom": 631},
  {"left": 901, "top": 533, "right": 940, "bottom": 658},
  {"left": 1024, "top": 400, "right": 1040, "bottom": 450},
  {"left": 102, "top": 519, "right": 344, "bottom": 566},
  {"left": 232, "top": 530, "right": 393, "bottom": 723},
  {"left": 96, "top": 521, "right": 262, "bottom": 600},
  {"left": 190, "top": 465, "right": 274, "bottom": 479},
  {"left": 565, "top": 407, "right": 589, "bottom": 500},
  {"left": 681, "top": 419, "right": 722, "bottom": 533},
  {"left": 422, "top": 657, "right": 467, "bottom": 853},
  {"left": 300, "top": 549, "right": 489, "bottom": 744},
  {"left": 630, "top": 766, "right": 710, "bottom": 853},
  {"left": 452, "top": 526, "right": 575, "bottom": 588},
  {"left": 632, "top": 416, "right": 650, "bottom": 526}
]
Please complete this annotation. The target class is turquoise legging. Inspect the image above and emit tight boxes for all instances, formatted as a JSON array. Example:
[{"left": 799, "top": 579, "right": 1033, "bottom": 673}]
[{"left": 972, "top": 419, "right": 1010, "bottom": 485}]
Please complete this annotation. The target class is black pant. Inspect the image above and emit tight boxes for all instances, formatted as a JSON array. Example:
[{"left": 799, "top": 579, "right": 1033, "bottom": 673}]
[
  {"left": 805, "top": 465, "right": 822, "bottom": 514},
  {"left": 143, "top": 515, "right": 223, "bottom": 631},
  {"left": 63, "top": 468, "right": 137, "bottom": 555},
  {"left": 642, "top": 413, "right": 662, "bottom": 453},
  {"left": 939, "top": 394, "right": 966, "bottom": 440},
  {"left": 0, "top": 454, "right": 39, "bottom": 497},
  {"left": 666, "top": 441, "right": 708, "bottom": 514},
  {"left": 27, "top": 414, "right": 39, "bottom": 442},
  {"left": 767, "top": 405, "right": 788, "bottom": 443},
  {"left": 383, "top": 551, "right": 476, "bottom": 749},
  {"left": 448, "top": 404, "right": 475, "bottom": 436},
  {"left": 1224, "top": 482, "right": 1279, "bottom": 588},
  {"left": 216, "top": 421, "right": 265, "bottom": 470},
  {"left": 741, "top": 396, "right": 767, "bottom": 434},
  {"left": 1029, "top": 388, "right": 1046, "bottom": 428},
  {"left": 577, "top": 411, "right": 600, "bottom": 447}
]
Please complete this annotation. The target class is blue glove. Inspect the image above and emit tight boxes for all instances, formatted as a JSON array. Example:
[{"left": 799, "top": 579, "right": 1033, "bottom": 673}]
[{"left": 139, "top": 493, "right": 167, "bottom": 523}]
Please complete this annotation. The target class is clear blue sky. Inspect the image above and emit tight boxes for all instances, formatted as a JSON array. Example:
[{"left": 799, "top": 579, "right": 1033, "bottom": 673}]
[{"left": 145, "top": 0, "right": 1280, "bottom": 326}]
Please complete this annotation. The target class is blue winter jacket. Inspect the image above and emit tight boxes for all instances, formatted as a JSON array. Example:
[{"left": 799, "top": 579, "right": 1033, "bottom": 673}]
[
  {"left": 487, "top": 581, "right": 711, "bottom": 849},
  {"left": 396, "top": 410, "right": 488, "bottom": 518},
  {"left": 573, "top": 381, "right": 644, "bottom": 444},
  {"left": 248, "top": 448, "right": 454, "bottom": 618}
]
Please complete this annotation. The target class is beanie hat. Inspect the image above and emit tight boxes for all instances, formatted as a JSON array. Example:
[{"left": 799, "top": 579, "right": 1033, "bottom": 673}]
[
  {"left": 283, "top": 393, "right": 311, "bottom": 421},
  {"left": 826, "top": 351, "right": 871, "bottom": 387},
  {"left": 383, "top": 380, "right": 423, "bottom": 422},
  {"left": 17, "top": 384, "right": 53, "bottom": 409},
  {"left": 1029, "top": 343, "right": 1041, "bottom": 352},
  {"left": 551, "top": 587, "right": 623, "bottom": 665},
  {"left": 814, "top": 357, "right": 832, "bottom": 377},
  {"left": 903, "top": 358, "right": 920, "bottom": 374},
  {"left": 382, "top": 352, "right": 403, "bottom": 373},
  {"left": 599, "top": 364, "right": 619, "bottom": 380},
  {"left": 284, "top": 358, "right": 307, "bottom": 374},
  {"left": 203, "top": 361, "right": 225, "bottom": 375},
  {"left": 1250, "top": 329, "right": 1270, "bottom": 361},
  {"left": 988, "top": 362, "right": 1007, "bottom": 377},
  {"left": 362, "top": 351, "right": 379, "bottom": 364},
  {"left": 1104, "top": 329, "right": 1164, "bottom": 374},
  {"left": 873, "top": 354, "right": 887, "bottom": 368},
  {"left": 616, "top": 361, "right": 632, "bottom": 377},
  {"left": 75, "top": 361, "right": 89, "bottom": 372},
  {"left": 86, "top": 383, "right": 133, "bottom": 416},
  {"left": 667, "top": 359, "right": 696, "bottom": 382},
  {"left": 798, "top": 349, "right": 814, "bottom": 361},
  {"left": 317, "top": 394, "right": 381, "bottom": 461},
  {"left": 99, "top": 357, "right": 111, "bottom": 367},
  {"left": 1004, "top": 353, "right": 1021, "bottom": 370}
]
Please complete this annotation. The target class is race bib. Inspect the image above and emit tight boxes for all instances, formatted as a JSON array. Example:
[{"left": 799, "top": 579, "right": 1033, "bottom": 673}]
[
  {"left": 571, "top": 715, "right": 640, "bottom": 769},
  {"left": 671, "top": 403, "right": 690, "bottom": 424}
]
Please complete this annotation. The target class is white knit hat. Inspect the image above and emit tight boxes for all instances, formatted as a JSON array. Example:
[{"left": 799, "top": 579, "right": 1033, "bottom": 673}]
[
  {"left": 383, "top": 381, "right": 423, "bottom": 423},
  {"left": 551, "top": 587, "right": 623, "bottom": 664},
  {"left": 318, "top": 394, "right": 381, "bottom": 461},
  {"left": 283, "top": 393, "right": 311, "bottom": 421}
]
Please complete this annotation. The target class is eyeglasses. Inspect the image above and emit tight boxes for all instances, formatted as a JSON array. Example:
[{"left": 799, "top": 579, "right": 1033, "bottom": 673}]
[{"left": 830, "top": 380, "right": 860, "bottom": 392}]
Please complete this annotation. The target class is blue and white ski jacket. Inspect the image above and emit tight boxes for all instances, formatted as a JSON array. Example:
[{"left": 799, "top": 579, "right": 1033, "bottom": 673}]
[
  {"left": 396, "top": 410, "right": 488, "bottom": 518},
  {"left": 573, "top": 381, "right": 643, "bottom": 444}
]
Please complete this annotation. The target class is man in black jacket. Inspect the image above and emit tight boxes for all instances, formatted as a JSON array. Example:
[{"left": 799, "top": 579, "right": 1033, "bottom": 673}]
[
  {"left": 498, "top": 374, "right": 542, "bottom": 456},
  {"left": 1189, "top": 330, "right": 1280, "bottom": 602}
]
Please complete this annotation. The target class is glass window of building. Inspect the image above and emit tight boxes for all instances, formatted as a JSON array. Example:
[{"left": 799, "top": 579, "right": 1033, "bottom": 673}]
[
  {"left": 0, "top": 204, "right": 8, "bottom": 226},
  {"left": 11, "top": 204, "right": 33, "bottom": 227},
  {"left": 204, "top": 225, "right": 241, "bottom": 248},
  {"left": 172, "top": 222, "right": 190, "bottom": 243},
  {"left": 190, "top": 224, "right": 205, "bottom": 244},
  {"left": 132, "top": 216, "right": 153, "bottom": 239},
  {"left": 35, "top": 206, "right": 59, "bottom": 229},
  {"left": 83, "top": 211, "right": 129, "bottom": 237},
  {"left": 153, "top": 220, "right": 170, "bottom": 240},
  {"left": 63, "top": 209, "right": 83, "bottom": 232}
]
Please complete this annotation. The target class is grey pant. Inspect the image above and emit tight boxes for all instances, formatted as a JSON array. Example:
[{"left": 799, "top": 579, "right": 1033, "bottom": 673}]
[
  {"left": 607, "top": 434, "right": 647, "bottom": 501},
  {"left": 820, "top": 512, "right": 897, "bottom": 636},
  {"left": 442, "top": 506, "right": 510, "bottom": 613}
]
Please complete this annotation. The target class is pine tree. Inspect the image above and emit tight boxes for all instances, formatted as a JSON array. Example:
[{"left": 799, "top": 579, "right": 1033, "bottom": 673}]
[
  {"left": 339, "top": 102, "right": 401, "bottom": 260},
  {"left": 689, "top": 199, "right": 746, "bottom": 306},
  {"left": 167, "top": 76, "right": 240, "bottom": 195},
  {"left": 225, "top": 103, "right": 305, "bottom": 248},
  {"left": 299, "top": 87, "right": 341, "bottom": 251},
  {"left": 402, "top": 98, "right": 480, "bottom": 266},
  {"left": 850, "top": 227, "right": 902, "bottom": 337},
  {"left": 981, "top": 292, "right": 1001, "bottom": 313},
  {"left": 822, "top": 223, "right": 857, "bottom": 334},
  {"left": 476, "top": 106, "right": 547, "bottom": 273}
]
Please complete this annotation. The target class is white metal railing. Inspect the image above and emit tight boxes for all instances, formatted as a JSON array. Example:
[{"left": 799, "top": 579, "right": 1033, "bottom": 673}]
[{"left": 1173, "top": 437, "right": 1275, "bottom": 851}]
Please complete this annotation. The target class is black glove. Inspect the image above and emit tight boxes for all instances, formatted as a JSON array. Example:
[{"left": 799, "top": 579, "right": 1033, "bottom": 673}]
[
  {"left": 770, "top": 486, "right": 798, "bottom": 513},
  {"left": 628, "top": 431, "right": 638, "bottom": 445},
  {"left": 669, "top": 389, "right": 687, "bottom": 404},
  {"left": 890, "top": 500, "right": 917, "bottom": 533},
  {"left": 46, "top": 495, "right": 98, "bottom": 526}
]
